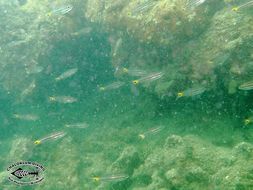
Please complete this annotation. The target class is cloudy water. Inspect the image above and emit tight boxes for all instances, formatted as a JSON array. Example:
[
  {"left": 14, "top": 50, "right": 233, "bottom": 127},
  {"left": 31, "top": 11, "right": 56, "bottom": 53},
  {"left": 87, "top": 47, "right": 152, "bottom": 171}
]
[{"left": 0, "top": 0, "right": 253, "bottom": 189}]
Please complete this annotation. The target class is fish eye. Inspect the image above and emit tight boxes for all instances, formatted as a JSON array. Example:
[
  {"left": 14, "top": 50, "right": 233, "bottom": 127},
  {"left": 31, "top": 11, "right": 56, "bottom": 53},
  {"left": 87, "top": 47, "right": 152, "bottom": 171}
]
[
  {"left": 34, "top": 140, "right": 40, "bottom": 145},
  {"left": 177, "top": 92, "right": 184, "bottom": 97},
  {"left": 231, "top": 7, "right": 238, "bottom": 12},
  {"left": 132, "top": 80, "right": 138, "bottom": 85},
  {"left": 244, "top": 119, "right": 250, "bottom": 125}
]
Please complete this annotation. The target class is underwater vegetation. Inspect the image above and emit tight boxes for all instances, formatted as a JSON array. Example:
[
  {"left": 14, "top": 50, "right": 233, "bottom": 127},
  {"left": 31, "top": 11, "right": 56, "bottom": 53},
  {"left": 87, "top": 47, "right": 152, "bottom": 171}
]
[{"left": 0, "top": 0, "right": 253, "bottom": 189}]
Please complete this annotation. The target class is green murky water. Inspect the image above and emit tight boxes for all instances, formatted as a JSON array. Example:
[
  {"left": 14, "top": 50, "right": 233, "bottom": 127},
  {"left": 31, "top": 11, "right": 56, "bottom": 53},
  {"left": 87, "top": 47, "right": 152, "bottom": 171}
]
[{"left": 1, "top": 0, "right": 253, "bottom": 189}]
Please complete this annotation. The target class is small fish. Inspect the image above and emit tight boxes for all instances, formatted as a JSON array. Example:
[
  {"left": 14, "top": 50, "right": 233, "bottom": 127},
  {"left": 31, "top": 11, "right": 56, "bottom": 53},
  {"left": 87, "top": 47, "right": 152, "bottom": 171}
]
[
  {"left": 47, "top": 4, "right": 73, "bottom": 16},
  {"left": 13, "top": 114, "right": 39, "bottom": 121},
  {"left": 55, "top": 68, "right": 78, "bottom": 81},
  {"left": 238, "top": 81, "right": 253, "bottom": 90},
  {"left": 122, "top": 68, "right": 148, "bottom": 77},
  {"left": 34, "top": 131, "right": 66, "bottom": 145},
  {"left": 65, "top": 122, "right": 88, "bottom": 129},
  {"left": 139, "top": 126, "right": 164, "bottom": 139},
  {"left": 186, "top": 0, "right": 207, "bottom": 9},
  {"left": 130, "top": 0, "right": 157, "bottom": 16},
  {"left": 25, "top": 63, "right": 43, "bottom": 74},
  {"left": 11, "top": 168, "right": 38, "bottom": 179},
  {"left": 132, "top": 72, "right": 164, "bottom": 85},
  {"left": 92, "top": 174, "right": 129, "bottom": 182},
  {"left": 71, "top": 27, "right": 92, "bottom": 36},
  {"left": 20, "top": 80, "right": 36, "bottom": 99},
  {"left": 232, "top": 0, "right": 253, "bottom": 12},
  {"left": 99, "top": 81, "right": 125, "bottom": 91},
  {"left": 49, "top": 96, "right": 77, "bottom": 103},
  {"left": 112, "top": 38, "right": 122, "bottom": 57},
  {"left": 177, "top": 86, "right": 206, "bottom": 99}
]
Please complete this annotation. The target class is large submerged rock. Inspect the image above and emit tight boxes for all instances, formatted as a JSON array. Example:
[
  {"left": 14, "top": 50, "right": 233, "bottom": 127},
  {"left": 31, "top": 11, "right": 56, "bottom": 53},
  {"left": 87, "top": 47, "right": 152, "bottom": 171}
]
[
  {"left": 85, "top": 0, "right": 253, "bottom": 99},
  {"left": 131, "top": 135, "right": 253, "bottom": 190}
]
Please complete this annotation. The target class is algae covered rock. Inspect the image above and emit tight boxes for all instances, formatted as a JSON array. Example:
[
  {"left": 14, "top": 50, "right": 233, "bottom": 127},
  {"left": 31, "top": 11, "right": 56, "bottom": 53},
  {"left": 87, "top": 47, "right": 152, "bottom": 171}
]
[
  {"left": 0, "top": 0, "right": 83, "bottom": 95},
  {"left": 131, "top": 134, "right": 253, "bottom": 190},
  {"left": 85, "top": 0, "right": 221, "bottom": 46},
  {"left": 34, "top": 136, "right": 80, "bottom": 190},
  {"left": 233, "top": 141, "right": 253, "bottom": 159},
  {"left": 84, "top": 0, "right": 253, "bottom": 100},
  {"left": 7, "top": 137, "right": 33, "bottom": 163},
  {"left": 110, "top": 146, "right": 141, "bottom": 174}
]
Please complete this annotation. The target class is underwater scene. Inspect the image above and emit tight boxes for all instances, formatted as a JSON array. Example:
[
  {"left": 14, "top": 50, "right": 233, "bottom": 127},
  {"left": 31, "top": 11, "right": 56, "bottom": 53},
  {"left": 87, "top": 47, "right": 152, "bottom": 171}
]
[{"left": 1, "top": 0, "right": 253, "bottom": 189}]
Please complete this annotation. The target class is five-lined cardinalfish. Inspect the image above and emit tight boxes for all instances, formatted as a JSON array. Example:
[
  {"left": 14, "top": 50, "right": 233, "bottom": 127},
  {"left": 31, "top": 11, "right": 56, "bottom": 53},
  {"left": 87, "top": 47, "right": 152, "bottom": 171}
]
[
  {"left": 132, "top": 72, "right": 164, "bottom": 85},
  {"left": 99, "top": 81, "right": 125, "bottom": 91},
  {"left": 232, "top": 0, "right": 253, "bottom": 12},
  {"left": 13, "top": 113, "right": 39, "bottom": 121},
  {"left": 112, "top": 38, "right": 122, "bottom": 57},
  {"left": 138, "top": 126, "right": 164, "bottom": 140},
  {"left": 34, "top": 131, "right": 66, "bottom": 145},
  {"left": 48, "top": 96, "right": 77, "bottom": 104},
  {"left": 20, "top": 80, "right": 36, "bottom": 99},
  {"left": 91, "top": 174, "right": 129, "bottom": 182},
  {"left": 55, "top": 68, "right": 78, "bottom": 82},
  {"left": 177, "top": 86, "right": 206, "bottom": 99},
  {"left": 122, "top": 67, "right": 148, "bottom": 77},
  {"left": 186, "top": 0, "right": 207, "bottom": 9},
  {"left": 65, "top": 122, "right": 88, "bottom": 129},
  {"left": 70, "top": 27, "right": 92, "bottom": 36},
  {"left": 129, "top": 0, "right": 157, "bottom": 17},
  {"left": 238, "top": 80, "right": 253, "bottom": 91},
  {"left": 47, "top": 4, "right": 73, "bottom": 16}
]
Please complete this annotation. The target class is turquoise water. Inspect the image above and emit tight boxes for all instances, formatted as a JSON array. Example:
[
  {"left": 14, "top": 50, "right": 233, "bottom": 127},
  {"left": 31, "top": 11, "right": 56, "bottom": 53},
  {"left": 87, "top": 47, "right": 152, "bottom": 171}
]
[{"left": 1, "top": 0, "right": 253, "bottom": 189}]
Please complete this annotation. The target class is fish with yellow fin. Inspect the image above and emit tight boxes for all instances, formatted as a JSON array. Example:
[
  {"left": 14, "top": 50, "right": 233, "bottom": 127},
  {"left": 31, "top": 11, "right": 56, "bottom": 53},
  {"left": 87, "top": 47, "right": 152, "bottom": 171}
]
[
  {"left": 91, "top": 174, "right": 129, "bottom": 182},
  {"left": 132, "top": 72, "right": 164, "bottom": 85},
  {"left": 177, "top": 86, "right": 206, "bottom": 99},
  {"left": 238, "top": 80, "right": 253, "bottom": 91},
  {"left": 138, "top": 126, "right": 164, "bottom": 140},
  {"left": 47, "top": 4, "right": 73, "bottom": 16},
  {"left": 122, "top": 67, "right": 148, "bottom": 77},
  {"left": 231, "top": 0, "right": 253, "bottom": 12},
  {"left": 98, "top": 81, "right": 125, "bottom": 91},
  {"left": 34, "top": 131, "right": 66, "bottom": 145}
]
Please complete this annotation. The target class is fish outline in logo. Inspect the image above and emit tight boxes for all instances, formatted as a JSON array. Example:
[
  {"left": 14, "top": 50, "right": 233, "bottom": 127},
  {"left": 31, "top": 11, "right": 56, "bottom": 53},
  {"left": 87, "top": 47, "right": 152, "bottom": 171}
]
[{"left": 11, "top": 168, "right": 39, "bottom": 179}]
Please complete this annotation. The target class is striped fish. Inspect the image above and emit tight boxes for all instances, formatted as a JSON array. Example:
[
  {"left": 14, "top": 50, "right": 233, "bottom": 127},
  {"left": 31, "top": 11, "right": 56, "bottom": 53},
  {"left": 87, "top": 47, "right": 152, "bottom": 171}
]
[
  {"left": 132, "top": 72, "right": 164, "bottom": 85},
  {"left": 186, "top": 0, "right": 206, "bottom": 9},
  {"left": 34, "top": 131, "right": 66, "bottom": 145},
  {"left": 177, "top": 86, "right": 206, "bottom": 99},
  {"left": 99, "top": 81, "right": 125, "bottom": 91},
  {"left": 131, "top": 0, "right": 157, "bottom": 16},
  {"left": 183, "top": 86, "right": 206, "bottom": 97},
  {"left": 232, "top": 0, "right": 253, "bottom": 12},
  {"left": 239, "top": 81, "right": 253, "bottom": 90}
]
